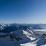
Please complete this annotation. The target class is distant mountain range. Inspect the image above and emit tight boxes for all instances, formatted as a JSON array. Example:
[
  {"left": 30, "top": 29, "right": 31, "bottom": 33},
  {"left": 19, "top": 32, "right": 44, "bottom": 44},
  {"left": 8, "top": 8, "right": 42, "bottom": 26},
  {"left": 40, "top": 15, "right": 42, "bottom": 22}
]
[{"left": 0, "top": 23, "right": 46, "bottom": 33}]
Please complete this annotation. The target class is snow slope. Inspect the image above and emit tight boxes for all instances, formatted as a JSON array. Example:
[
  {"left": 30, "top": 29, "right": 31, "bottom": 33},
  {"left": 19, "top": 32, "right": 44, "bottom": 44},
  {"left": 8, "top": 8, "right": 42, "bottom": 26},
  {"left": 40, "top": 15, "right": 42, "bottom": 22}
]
[
  {"left": 0, "top": 28, "right": 46, "bottom": 46},
  {"left": 20, "top": 35, "right": 45, "bottom": 46}
]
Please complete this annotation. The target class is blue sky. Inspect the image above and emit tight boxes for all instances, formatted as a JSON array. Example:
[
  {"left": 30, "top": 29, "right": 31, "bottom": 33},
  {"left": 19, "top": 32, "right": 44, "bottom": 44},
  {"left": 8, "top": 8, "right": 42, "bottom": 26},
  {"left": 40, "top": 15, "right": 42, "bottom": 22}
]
[{"left": 0, "top": 0, "right": 46, "bottom": 24}]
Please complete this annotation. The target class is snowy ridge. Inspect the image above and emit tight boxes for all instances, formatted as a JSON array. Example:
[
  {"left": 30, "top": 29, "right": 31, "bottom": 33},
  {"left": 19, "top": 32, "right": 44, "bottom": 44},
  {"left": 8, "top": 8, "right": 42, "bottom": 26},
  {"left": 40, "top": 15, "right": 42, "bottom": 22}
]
[{"left": 0, "top": 28, "right": 46, "bottom": 46}]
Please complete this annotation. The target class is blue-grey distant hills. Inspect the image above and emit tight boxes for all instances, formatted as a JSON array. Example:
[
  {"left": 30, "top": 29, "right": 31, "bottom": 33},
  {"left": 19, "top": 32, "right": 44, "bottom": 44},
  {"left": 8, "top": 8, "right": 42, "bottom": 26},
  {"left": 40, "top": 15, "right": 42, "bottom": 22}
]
[{"left": 0, "top": 23, "right": 46, "bottom": 33}]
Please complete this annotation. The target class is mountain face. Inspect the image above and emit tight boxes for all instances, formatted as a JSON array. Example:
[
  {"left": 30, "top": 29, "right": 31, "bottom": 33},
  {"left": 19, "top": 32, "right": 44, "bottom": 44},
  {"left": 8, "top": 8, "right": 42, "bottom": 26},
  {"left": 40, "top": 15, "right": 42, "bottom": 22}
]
[
  {"left": 0, "top": 28, "right": 36, "bottom": 46},
  {"left": 0, "top": 27, "right": 45, "bottom": 46},
  {"left": 0, "top": 23, "right": 46, "bottom": 46}
]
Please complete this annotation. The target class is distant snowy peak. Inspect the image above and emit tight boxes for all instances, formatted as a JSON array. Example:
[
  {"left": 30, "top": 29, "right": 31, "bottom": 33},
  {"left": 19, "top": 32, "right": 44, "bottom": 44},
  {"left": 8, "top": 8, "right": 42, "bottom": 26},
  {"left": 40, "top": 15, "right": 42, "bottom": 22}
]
[
  {"left": 0, "top": 24, "right": 11, "bottom": 30},
  {"left": 0, "top": 26, "right": 4, "bottom": 30}
]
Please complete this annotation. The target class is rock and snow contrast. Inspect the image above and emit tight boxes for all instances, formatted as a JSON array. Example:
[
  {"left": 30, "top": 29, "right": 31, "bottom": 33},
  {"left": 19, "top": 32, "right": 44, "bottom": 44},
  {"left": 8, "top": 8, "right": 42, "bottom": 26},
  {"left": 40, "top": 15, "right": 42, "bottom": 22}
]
[{"left": 0, "top": 24, "right": 46, "bottom": 46}]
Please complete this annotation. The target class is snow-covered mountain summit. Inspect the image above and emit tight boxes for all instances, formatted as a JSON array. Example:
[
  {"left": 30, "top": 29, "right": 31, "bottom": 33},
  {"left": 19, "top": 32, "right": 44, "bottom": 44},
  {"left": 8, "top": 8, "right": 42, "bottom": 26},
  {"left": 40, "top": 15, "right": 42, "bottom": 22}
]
[
  {"left": 0, "top": 27, "right": 44, "bottom": 46},
  {"left": 0, "top": 24, "right": 46, "bottom": 46}
]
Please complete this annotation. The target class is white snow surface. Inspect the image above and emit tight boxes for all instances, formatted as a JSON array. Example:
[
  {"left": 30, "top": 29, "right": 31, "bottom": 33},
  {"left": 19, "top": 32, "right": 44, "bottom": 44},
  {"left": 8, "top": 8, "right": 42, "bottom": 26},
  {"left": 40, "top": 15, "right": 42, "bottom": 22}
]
[{"left": 0, "top": 28, "right": 46, "bottom": 46}]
